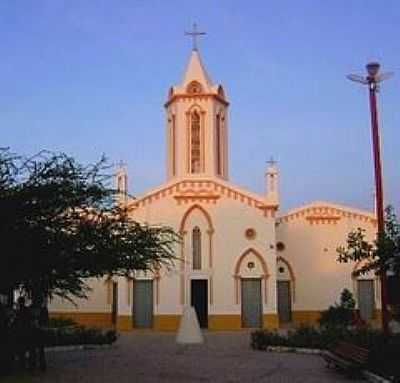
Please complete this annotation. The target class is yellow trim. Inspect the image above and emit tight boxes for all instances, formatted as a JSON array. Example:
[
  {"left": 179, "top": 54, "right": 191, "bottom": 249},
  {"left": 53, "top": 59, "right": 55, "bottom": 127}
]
[
  {"left": 153, "top": 315, "right": 181, "bottom": 331},
  {"left": 208, "top": 315, "right": 241, "bottom": 330},
  {"left": 117, "top": 315, "right": 133, "bottom": 331},
  {"left": 291, "top": 310, "right": 321, "bottom": 325},
  {"left": 263, "top": 314, "right": 279, "bottom": 330},
  {"left": 49, "top": 312, "right": 112, "bottom": 328}
]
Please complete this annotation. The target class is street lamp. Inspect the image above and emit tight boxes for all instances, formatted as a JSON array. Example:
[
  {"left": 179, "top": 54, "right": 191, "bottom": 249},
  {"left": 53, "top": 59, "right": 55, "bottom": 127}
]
[{"left": 347, "top": 62, "right": 394, "bottom": 334}]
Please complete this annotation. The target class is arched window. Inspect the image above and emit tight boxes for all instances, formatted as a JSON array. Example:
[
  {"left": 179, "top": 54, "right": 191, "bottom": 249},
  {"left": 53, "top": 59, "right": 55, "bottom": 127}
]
[
  {"left": 216, "top": 114, "right": 222, "bottom": 175},
  {"left": 192, "top": 227, "right": 202, "bottom": 270},
  {"left": 190, "top": 111, "right": 201, "bottom": 173},
  {"left": 171, "top": 115, "right": 176, "bottom": 176}
]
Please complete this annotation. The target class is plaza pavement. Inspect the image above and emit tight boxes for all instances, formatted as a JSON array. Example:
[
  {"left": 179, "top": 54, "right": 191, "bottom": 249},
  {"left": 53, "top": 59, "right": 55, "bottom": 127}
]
[{"left": 30, "top": 331, "right": 364, "bottom": 383}]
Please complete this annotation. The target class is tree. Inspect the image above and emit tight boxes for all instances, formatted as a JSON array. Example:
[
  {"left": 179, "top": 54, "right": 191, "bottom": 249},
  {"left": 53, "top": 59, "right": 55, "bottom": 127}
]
[
  {"left": 337, "top": 206, "right": 400, "bottom": 327},
  {"left": 319, "top": 288, "right": 356, "bottom": 329},
  {"left": 0, "top": 149, "right": 180, "bottom": 304},
  {"left": 337, "top": 205, "right": 400, "bottom": 278}
]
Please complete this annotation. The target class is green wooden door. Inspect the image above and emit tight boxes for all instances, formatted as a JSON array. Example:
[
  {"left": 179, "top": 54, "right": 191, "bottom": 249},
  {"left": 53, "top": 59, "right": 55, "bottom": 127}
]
[
  {"left": 358, "top": 280, "right": 375, "bottom": 321},
  {"left": 134, "top": 280, "right": 153, "bottom": 328},
  {"left": 277, "top": 281, "right": 292, "bottom": 323},
  {"left": 241, "top": 279, "right": 262, "bottom": 328}
]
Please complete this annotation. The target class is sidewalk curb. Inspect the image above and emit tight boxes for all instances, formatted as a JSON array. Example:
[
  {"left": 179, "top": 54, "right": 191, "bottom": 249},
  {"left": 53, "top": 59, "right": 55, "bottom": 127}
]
[
  {"left": 265, "top": 345, "right": 322, "bottom": 354},
  {"left": 45, "top": 344, "right": 113, "bottom": 353},
  {"left": 364, "top": 371, "right": 393, "bottom": 383}
]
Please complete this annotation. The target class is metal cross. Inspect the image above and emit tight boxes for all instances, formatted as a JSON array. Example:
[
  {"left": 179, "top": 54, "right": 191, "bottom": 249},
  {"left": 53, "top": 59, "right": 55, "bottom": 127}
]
[
  {"left": 185, "top": 23, "right": 206, "bottom": 51},
  {"left": 267, "top": 157, "right": 277, "bottom": 167}
]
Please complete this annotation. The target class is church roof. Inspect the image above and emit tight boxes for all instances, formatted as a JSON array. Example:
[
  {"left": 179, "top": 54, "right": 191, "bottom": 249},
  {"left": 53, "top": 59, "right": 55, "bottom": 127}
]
[{"left": 181, "top": 49, "right": 213, "bottom": 88}]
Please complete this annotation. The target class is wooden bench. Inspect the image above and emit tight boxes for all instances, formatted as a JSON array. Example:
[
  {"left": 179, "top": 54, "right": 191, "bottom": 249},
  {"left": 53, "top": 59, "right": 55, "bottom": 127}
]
[{"left": 322, "top": 341, "right": 369, "bottom": 376}]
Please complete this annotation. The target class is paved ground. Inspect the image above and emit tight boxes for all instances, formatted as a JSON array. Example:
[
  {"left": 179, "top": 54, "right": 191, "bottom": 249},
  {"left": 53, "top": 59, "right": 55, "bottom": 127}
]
[{"left": 25, "top": 332, "right": 364, "bottom": 383}]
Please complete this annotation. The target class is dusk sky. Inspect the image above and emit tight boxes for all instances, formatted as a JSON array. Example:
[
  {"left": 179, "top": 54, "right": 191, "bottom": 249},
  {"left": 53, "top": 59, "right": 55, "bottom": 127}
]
[{"left": 1, "top": 0, "right": 399, "bottom": 212}]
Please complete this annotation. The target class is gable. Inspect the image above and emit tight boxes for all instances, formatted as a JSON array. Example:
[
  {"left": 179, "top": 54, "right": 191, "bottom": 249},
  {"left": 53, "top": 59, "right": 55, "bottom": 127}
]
[
  {"left": 277, "top": 201, "right": 376, "bottom": 226},
  {"left": 125, "top": 178, "right": 277, "bottom": 218}
]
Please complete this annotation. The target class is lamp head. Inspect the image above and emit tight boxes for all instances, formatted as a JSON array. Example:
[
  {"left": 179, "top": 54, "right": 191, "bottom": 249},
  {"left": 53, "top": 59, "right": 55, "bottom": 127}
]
[{"left": 366, "top": 62, "right": 380, "bottom": 78}]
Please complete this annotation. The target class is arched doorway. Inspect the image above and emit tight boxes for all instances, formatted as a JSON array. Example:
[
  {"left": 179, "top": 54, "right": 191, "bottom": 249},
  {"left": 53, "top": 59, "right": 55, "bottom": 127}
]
[
  {"left": 234, "top": 248, "right": 269, "bottom": 328},
  {"left": 179, "top": 204, "right": 214, "bottom": 328},
  {"left": 276, "top": 257, "right": 295, "bottom": 323}
]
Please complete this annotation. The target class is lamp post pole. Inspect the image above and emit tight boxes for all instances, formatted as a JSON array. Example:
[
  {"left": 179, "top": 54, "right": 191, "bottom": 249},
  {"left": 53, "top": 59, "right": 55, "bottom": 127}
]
[
  {"left": 347, "top": 62, "right": 393, "bottom": 335},
  {"left": 368, "top": 67, "right": 389, "bottom": 335}
]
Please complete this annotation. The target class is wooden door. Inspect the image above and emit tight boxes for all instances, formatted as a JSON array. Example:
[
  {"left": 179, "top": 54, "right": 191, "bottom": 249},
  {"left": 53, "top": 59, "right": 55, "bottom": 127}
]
[
  {"left": 358, "top": 280, "right": 375, "bottom": 321},
  {"left": 241, "top": 279, "right": 262, "bottom": 328},
  {"left": 134, "top": 280, "right": 154, "bottom": 328},
  {"left": 277, "top": 281, "right": 292, "bottom": 323}
]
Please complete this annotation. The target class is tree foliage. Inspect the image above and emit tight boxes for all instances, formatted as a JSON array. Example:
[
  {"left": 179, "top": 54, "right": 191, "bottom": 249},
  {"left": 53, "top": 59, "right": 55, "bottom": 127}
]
[
  {"left": 0, "top": 149, "right": 180, "bottom": 303},
  {"left": 337, "top": 206, "right": 400, "bottom": 277},
  {"left": 319, "top": 288, "right": 356, "bottom": 329}
]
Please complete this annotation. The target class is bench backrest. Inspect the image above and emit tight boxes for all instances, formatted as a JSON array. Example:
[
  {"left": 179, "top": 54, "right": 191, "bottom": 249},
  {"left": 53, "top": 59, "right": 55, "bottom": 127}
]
[{"left": 333, "top": 341, "right": 369, "bottom": 365}]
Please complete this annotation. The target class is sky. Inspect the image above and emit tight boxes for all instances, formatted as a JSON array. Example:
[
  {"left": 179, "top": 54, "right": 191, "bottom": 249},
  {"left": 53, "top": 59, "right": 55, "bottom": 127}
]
[{"left": 1, "top": 0, "right": 399, "bottom": 212}]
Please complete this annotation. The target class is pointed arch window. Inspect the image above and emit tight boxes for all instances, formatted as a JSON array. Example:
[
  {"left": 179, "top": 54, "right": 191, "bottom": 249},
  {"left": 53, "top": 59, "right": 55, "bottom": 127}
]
[
  {"left": 190, "top": 111, "right": 201, "bottom": 173},
  {"left": 171, "top": 115, "right": 176, "bottom": 176},
  {"left": 216, "top": 114, "right": 222, "bottom": 175},
  {"left": 192, "top": 226, "right": 202, "bottom": 270}
]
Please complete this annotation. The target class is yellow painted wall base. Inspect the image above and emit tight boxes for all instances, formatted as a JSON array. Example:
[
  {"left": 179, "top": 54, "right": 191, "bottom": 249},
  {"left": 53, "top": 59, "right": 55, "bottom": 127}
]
[
  {"left": 263, "top": 314, "right": 279, "bottom": 330},
  {"left": 50, "top": 312, "right": 112, "bottom": 328},
  {"left": 117, "top": 315, "right": 133, "bottom": 331},
  {"left": 208, "top": 315, "right": 241, "bottom": 330},
  {"left": 153, "top": 315, "right": 181, "bottom": 331},
  {"left": 291, "top": 310, "right": 321, "bottom": 325},
  {"left": 370, "top": 309, "right": 383, "bottom": 328}
]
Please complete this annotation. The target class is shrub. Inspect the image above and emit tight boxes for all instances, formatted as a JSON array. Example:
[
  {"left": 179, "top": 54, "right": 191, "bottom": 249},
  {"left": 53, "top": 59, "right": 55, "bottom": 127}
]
[
  {"left": 250, "top": 330, "right": 287, "bottom": 350},
  {"left": 42, "top": 326, "right": 118, "bottom": 347},
  {"left": 319, "top": 288, "right": 355, "bottom": 329},
  {"left": 287, "top": 325, "right": 322, "bottom": 349},
  {"left": 48, "top": 317, "right": 77, "bottom": 328}
]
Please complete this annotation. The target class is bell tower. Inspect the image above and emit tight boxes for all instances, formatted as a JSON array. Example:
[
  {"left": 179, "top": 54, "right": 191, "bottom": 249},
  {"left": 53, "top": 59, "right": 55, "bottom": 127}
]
[{"left": 165, "top": 26, "right": 229, "bottom": 181}]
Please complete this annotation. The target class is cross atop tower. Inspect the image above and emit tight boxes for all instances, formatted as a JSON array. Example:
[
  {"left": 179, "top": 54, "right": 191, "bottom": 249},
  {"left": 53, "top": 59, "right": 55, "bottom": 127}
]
[
  {"left": 267, "top": 156, "right": 277, "bottom": 167},
  {"left": 185, "top": 23, "right": 206, "bottom": 51}
]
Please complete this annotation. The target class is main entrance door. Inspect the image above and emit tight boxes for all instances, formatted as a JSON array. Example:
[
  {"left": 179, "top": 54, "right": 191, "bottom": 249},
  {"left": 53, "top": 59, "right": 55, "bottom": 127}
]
[
  {"left": 241, "top": 278, "right": 262, "bottom": 328},
  {"left": 134, "top": 280, "right": 153, "bottom": 328},
  {"left": 358, "top": 280, "right": 375, "bottom": 321},
  {"left": 277, "top": 281, "right": 292, "bottom": 323},
  {"left": 191, "top": 279, "right": 208, "bottom": 328}
]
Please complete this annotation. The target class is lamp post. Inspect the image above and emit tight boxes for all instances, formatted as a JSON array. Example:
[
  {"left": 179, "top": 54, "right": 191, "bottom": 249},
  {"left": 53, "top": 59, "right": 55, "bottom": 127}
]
[{"left": 347, "top": 62, "right": 393, "bottom": 334}]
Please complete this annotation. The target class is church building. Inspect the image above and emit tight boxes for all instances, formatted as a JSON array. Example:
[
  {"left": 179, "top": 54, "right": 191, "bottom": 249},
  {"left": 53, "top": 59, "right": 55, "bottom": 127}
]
[{"left": 49, "top": 43, "right": 380, "bottom": 331}]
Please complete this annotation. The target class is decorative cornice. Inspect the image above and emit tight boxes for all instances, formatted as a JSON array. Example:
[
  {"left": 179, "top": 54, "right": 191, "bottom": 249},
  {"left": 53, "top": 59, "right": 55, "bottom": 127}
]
[
  {"left": 126, "top": 178, "right": 277, "bottom": 217},
  {"left": 278, "top": 205, "right": 377, "bottom": 226},
  {"left": 165, "top": 93, "right": 229, "bottom": 108},
  {"left": 174, "top": 189, "right": 220, "bottom": 204}
]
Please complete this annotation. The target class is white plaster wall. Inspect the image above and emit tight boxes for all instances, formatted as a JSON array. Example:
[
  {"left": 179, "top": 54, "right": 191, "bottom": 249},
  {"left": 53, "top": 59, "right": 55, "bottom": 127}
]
[
  {"left": 49, "top": 277, "right": 110, "bottom": 313},
  {"left": 129, "top": 187, "right": 277, "bottom": 317},
  {"left": 276, "top": 208, "right": 380, "bottom": 312}
]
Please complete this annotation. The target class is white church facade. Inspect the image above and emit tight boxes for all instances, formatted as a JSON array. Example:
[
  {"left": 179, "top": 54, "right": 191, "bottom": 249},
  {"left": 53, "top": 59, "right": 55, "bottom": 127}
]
[{"left": 49, "top": 47, "right": 380, "bottom": 331}]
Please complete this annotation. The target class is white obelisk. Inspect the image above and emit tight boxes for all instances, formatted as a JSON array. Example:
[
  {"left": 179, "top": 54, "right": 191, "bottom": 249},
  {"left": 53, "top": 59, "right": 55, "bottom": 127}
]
[{"left": 176, "top": 305, "right": 204, "bottom": 344}]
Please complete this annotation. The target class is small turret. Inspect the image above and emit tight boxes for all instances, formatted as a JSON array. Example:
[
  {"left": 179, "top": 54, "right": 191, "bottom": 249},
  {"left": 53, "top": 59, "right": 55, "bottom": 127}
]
[
  {"left": 265, "top": 157, "right": 279, "bottom": 206},
  {"left": 115, "top": 162, "right": 128, "bottom": 204}
]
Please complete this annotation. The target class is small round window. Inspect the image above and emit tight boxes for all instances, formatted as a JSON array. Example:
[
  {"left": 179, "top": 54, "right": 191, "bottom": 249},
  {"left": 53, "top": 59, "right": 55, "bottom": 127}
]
[
  {"left": 245, "top": 228, "right": 256, "bottom": 240},
  {"left": 276, "top": 242, "right": 285, "bottom": 251},
  {"left": 187, "top": 81, "right": 203, "bottom": 94}
]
